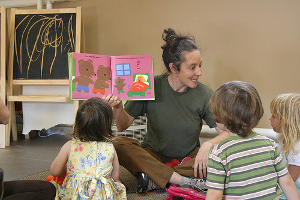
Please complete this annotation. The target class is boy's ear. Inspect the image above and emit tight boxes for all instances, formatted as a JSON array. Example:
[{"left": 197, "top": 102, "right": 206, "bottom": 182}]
[{"left": 169, "top": 63, "right": 179, "bottom": 74}]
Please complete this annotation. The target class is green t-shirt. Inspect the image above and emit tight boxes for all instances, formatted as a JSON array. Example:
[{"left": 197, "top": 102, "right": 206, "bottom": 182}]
[
  {"left": 124, "top": 75, "right": 216, "bottom": 157},
  {"left": 207, "top": 132, "right": 288, "bottom": 199}
]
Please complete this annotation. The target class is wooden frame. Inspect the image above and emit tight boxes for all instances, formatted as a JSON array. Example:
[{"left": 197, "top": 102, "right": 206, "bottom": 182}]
[
  {"left": 0, "top": 7, "right": 6, "bottom": 148},
  {"left": 6, "top": 7, "right": 81, "bottom": 146}
]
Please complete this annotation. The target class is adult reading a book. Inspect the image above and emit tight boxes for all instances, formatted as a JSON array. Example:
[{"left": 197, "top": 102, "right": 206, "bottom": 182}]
[
  {"left": 0, "top": 99, "right": 56, "bottom": 200},
  {"left": 103, "top": 28, "right": 229, "bottom": 192}
]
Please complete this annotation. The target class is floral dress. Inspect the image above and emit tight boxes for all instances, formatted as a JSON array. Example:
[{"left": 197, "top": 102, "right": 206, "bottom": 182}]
[{"left": 53, "top": 139, "right": 126, "bottom": 200}]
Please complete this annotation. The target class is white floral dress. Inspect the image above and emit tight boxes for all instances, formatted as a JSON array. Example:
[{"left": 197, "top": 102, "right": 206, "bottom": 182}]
[{"left": 53, "top": 139, "right": 126, "bottom": 200}]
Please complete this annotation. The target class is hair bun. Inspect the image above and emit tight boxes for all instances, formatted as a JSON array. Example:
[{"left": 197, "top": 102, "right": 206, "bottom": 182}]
[{"left": 161, "top": 28, "right": 179, "bottom": 52}]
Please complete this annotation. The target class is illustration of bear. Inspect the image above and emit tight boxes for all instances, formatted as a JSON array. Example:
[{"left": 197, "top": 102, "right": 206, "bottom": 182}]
[
  {"left": 92, "top": 65, "right": 111, "bottom": 94},
  {"left": 73, "top": 59, "right": 95, "bottom": 92},
  {"left": 113, "top": 77, "right": 126, "bottom": 93}
]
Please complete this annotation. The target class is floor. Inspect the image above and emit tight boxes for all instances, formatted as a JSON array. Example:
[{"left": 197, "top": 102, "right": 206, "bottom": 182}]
[
  {"left": 0, "top": 112, "right": 72, "bottom": 181},
  {"left": 0, "top": 111, "right": 146, "bottom": 182}
]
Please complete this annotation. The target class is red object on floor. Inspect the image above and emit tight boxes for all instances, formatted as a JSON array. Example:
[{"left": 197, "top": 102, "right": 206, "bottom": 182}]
[
  {"left": 180, "top": 157, "right": 191, "bottom": 165},
  {"left": 45, "top": 173, "right": 66, "bottom": 186},
  {"left": 165, "top": 159, "right": 180, "bottom": 168}
]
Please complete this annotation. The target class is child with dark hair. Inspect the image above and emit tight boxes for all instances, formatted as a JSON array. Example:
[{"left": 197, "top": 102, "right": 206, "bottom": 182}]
[
  {"left": 206, "top": 81, "right": 299, "bottom": 200},
  {"left": 50, "top": 97, "right": 126, "bottom": 199}
]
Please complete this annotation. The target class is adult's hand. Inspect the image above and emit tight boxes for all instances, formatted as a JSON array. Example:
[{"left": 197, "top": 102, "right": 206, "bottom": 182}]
[
  {"left": 193, "top": 126, "right": 230, "bottom": 178},
  {"left": 102, "top": 94, "right": 121, "bottom": 108},
  {"left": 193, "top": 141, "right": 213, "bottom": 178}
]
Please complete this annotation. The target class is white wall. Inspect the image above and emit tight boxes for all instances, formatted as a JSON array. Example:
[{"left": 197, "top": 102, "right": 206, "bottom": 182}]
[{"left": 22, "top": 86, "right": 74, "bottom": 135}]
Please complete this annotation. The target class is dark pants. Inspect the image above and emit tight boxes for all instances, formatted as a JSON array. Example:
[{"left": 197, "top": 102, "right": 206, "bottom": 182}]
[
  {"left": 113, "top": 136, "right": 199, "bottom": 189},
  {"left": 3, "top": 180, "right": 56, "bottom": 200}
]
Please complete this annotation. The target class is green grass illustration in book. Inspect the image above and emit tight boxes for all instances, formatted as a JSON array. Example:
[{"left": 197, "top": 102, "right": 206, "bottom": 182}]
[{"left": 69, "top": 52, "right": 155, "bottom": 100}]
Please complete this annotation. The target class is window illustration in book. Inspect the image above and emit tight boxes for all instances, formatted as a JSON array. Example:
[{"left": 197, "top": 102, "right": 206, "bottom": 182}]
[{"left": 69, "top": 52, "right": 155, "bottom": 100}]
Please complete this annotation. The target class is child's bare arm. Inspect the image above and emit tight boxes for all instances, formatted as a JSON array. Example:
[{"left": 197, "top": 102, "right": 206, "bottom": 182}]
[
  {"left": 205, "top": 189, "right": 223, "bottom": 200},
  {"left": 288, "top": 165, "right": 300, "bottom": 182},
  {"left": 278, "top": 173, "right": 300, "bottom": 200},
  {"left": 111, "top": 147, "right": 121, "bottom": 182},
  {"left": 50, "top": 141, "right": 71, "bottom": 177}
]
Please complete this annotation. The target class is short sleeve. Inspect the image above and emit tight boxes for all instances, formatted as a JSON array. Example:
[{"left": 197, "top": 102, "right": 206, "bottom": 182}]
[
  {"left": 274, "top": 144, "right": 289, "bottom": 177},
  {"left": 287, "top": 141, "right": 300, "bottom": 167},
  {"left": 124, "top": 100, "right": 147, "bottom": 118},
  {"left": 201, "top": 87, "right": 216, "bottom": 128},
  {"left": 207, "top": 148, "right": 226, "bottom": 190}
]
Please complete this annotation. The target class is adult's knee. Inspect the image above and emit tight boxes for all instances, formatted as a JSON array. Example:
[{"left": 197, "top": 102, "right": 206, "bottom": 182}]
[{"left": 113, "top": 136, "right": 139, "bottom": 151}]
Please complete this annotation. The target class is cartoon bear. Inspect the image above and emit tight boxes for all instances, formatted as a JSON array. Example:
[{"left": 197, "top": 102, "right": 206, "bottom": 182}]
[
  {"left": 72, "top": 59, "right": 95, "bottom": 92},
  {"left": 92, "top": 65, "right": 111, "bottom": 94},
  {"left": 113, "top": 77, "right": 126, "bottom": 94}
]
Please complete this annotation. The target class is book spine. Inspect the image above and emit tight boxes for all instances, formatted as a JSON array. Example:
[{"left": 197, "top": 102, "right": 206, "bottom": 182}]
[{"left": 68, "top": 52, "right": 76, "bottom": 100}]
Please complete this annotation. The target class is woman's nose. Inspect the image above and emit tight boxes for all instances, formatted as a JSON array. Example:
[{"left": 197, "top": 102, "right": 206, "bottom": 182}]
[{"left": 196, "top": 67, "right": 202, "bottom": 76}]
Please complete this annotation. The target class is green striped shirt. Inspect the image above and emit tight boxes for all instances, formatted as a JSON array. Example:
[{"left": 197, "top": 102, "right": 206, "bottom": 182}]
[{"left": 207, "top": 132, "right": 288, "bottom": 199}]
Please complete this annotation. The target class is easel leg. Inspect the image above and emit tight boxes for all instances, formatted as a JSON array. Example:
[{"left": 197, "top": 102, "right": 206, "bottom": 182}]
[
  {"left": 0, "top": 124, "right": 5, "bottom": 148},
  {"left": 11, "top": 105, "right": 18, "bottom": 142},
  {"left": 6, "top": 101, "right": 12, "bottom": 146},
  {"left": 6, "top": 101, "right": 18, "bottom": 146}
]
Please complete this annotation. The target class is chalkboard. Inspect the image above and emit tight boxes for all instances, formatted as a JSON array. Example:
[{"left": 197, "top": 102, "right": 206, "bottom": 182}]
[{"left": 13, "top": 13, "right": 76, "bottom": 79}]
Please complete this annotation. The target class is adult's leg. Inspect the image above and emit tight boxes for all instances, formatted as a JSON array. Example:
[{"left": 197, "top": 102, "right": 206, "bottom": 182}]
[
  {"left": 173, "top": 147, "right": 200, "bottom": 178},
  {"left": 113, "top": 136, "right": 174, "bottom": 188},
  {"left": 3, "top": 180, "right": 56, "bottom": 200}
]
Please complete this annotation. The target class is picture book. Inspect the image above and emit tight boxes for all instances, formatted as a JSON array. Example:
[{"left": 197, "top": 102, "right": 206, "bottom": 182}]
[{"left": 69, "top": 52, "right": 155, "bottom": 100}]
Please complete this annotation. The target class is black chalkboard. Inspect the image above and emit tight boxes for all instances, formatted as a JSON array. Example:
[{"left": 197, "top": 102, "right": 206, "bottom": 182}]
[{"left": 13, "top": 13, "right": 76, "bottom": 79}]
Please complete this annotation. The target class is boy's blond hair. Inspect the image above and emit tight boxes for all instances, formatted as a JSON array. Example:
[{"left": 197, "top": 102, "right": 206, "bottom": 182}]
[{"left": 270, "top": 93, "right": 300, "bottom": 154}]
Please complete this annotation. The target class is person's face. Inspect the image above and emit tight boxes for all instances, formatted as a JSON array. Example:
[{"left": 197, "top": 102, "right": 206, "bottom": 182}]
[
  {"left": 176, "top": 50, "right": 202, "bottom": 89},
  {"left": 269, "top": 114, "right": 281, "bottom": 133}
]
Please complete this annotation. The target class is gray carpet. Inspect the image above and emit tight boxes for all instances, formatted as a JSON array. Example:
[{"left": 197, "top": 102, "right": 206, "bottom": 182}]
[{"left": 17, "top": 166, "right": 169, "bottom": 200}]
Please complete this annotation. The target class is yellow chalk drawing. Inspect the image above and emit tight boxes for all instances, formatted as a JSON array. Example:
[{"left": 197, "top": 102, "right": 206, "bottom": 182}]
[{"left": 14, "top": 14, "right": 75, "bottom": 79}]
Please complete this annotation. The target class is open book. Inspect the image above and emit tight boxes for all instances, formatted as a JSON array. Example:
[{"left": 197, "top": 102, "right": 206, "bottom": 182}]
[{"left": 69, "top": 52, "right": 155, "bottom": 100}]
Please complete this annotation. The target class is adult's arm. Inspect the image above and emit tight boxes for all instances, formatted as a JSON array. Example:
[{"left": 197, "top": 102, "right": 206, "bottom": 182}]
[
  {"left": 0, "top": 99, "right": 9, "bottom": 125},
  {"left": 102, "top": 94, "right": 135, "bottom": 131},
  {"left": 193, "top": 127, "right": 230, "bottom": 178}
]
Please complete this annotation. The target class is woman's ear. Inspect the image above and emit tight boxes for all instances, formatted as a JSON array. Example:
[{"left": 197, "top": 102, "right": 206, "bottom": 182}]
[{"left": 169, "top": 63, "right": 179, "bottom": 74}]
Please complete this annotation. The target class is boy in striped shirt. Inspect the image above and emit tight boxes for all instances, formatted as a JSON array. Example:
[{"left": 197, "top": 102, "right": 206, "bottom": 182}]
[{"left": 205, "top": 81, "right": 299, "bottom": 200}]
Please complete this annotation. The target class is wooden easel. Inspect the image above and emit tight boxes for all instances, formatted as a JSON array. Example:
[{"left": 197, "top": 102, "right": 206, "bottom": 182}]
[
  {"left": 0, "top": 7, "right": 7, "bottom": 148},
  {"left": 6, "top": 7, "right": 82, "bottom": 146}
]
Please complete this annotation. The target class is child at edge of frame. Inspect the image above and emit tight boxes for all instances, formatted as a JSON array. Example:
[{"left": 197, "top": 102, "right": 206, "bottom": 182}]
[
  {"left": 269, "top": 93, "right": 300, "bottom": 199},
  {"left": 205, "top": 81, "right": 300, "bottom": 200}
]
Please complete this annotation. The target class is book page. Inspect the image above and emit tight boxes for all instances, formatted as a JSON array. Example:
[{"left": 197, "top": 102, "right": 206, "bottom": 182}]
[
  {"left": 70, "top": 52, "right": 111, "bottom": 100},
  {"left": 110, "top": 55, "right": 154, "bottom": 100}
]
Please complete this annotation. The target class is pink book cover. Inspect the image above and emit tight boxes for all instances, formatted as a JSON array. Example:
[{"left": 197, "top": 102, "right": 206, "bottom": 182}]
[{"left": 69, "top": 52, "right": 155, "bottom": 100}]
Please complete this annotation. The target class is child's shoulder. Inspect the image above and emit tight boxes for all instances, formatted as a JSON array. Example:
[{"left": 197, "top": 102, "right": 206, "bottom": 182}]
[
  {"left": 212, "top": 132, "right": 276, "bottom": 152},
  {"left": 71, "top": 139, "right": 114, "bottom": 148}
]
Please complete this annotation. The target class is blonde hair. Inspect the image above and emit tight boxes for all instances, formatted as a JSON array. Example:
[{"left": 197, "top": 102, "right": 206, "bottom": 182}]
[
  {"left": 270, "top": 93, "right": 300, "bottom": 154},
  {"left": 136, "top": 75, "right": 146, "bottom": 82}
]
